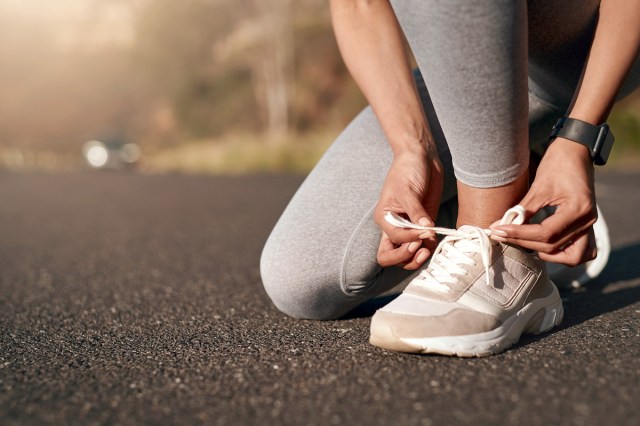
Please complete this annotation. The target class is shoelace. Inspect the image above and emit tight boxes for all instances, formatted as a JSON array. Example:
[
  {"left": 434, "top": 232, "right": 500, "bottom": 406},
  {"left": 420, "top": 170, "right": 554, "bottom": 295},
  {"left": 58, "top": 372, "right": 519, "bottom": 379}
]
[{"left": 384, "top": 205, "right": 526, "bottom": 293}]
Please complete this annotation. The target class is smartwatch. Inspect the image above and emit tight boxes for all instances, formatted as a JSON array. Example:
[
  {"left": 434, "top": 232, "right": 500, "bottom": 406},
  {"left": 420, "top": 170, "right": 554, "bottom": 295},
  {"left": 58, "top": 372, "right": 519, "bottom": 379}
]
[{"left": 549, "top": 117, "right": 614, "bottom": 166}]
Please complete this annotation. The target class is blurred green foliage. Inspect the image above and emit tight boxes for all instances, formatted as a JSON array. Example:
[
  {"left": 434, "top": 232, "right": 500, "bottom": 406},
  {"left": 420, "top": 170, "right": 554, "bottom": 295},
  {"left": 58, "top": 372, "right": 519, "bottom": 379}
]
[
  {"left": 603, "top": 88, "right": 640, "bottom": 168},
  {"left": 611, "top": 112, "right": 639, "bottom": 140},
  {"left": 0, "top": 0, "right": 638, "bottom": 173}
]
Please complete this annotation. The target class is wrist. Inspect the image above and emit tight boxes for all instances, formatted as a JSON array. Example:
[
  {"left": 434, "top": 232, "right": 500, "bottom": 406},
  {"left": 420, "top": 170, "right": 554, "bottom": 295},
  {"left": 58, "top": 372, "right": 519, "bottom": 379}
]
[
  {"left": 388, "top": 121, "right": 437, "bottom": 156},
  {"left": 549, "top": 116, "right": 615, "bottom": 166},
  {"left": 392, "top": 143, "right": 427, "bottom": 159},
  {"left": 390, "top": 134, "right": 439, "bottom": 160},
  {"left": 390, "top": 130, "right": 425, "bottom": 152},
  {"left": 550, "top": 137, "right": 593, "bottom": 165}
]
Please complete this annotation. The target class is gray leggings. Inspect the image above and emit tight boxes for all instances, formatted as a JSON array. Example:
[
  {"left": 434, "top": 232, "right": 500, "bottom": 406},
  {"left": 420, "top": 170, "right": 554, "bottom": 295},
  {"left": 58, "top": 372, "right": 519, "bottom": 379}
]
[{"left": 260, "top": 0, "right": 640, "bottom": 320}]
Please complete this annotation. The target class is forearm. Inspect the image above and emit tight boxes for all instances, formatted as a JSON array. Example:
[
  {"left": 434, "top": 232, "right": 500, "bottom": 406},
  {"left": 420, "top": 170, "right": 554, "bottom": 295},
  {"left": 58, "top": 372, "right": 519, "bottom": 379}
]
[
  {"left": 329, "top": 0, "right": 434, "bottom": 157},
  {"left": 569, "top": 0, "right": 640, "bottom": 124}
]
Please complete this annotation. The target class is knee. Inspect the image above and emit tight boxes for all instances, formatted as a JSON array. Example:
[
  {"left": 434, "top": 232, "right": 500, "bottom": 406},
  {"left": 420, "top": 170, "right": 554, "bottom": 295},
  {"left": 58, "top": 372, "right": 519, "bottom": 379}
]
[{"left": 260, "top": 241, "right": 359, "bottom": 320}]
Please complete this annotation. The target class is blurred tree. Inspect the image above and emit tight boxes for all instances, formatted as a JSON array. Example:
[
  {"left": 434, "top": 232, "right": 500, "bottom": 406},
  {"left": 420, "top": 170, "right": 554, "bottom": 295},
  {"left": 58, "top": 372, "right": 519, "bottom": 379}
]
[
  {"left": 0, "top": 0, "right": 367, "bottom": 161},
  {"left": 133, "top": 0, "right": 235, "bottom": 139},
  {"left": 249, "top": 0, "right": 294, "bottom": 139}
]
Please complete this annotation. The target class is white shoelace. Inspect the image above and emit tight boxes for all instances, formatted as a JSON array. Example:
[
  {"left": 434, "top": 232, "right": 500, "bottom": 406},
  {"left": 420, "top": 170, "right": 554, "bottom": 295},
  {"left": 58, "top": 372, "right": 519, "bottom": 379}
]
[{"left": 384, "top": 205, "right": 526, "bottom": 293}]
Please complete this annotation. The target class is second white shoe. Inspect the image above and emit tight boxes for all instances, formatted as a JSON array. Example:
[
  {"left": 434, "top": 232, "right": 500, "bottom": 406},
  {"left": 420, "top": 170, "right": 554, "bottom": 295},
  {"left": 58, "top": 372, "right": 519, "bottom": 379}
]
[{"left": 534, "top": 205, "right": 611, "bottom": 289}]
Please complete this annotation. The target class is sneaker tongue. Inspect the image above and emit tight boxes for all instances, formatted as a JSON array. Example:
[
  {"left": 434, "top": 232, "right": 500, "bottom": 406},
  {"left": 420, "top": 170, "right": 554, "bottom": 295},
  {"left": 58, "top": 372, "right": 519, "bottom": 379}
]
[
  {"left": 450, "top": 237, "right": 480, "bottom": 254},
  {"left": 450, "top": 225, "right": 488, "bottom": 253}
]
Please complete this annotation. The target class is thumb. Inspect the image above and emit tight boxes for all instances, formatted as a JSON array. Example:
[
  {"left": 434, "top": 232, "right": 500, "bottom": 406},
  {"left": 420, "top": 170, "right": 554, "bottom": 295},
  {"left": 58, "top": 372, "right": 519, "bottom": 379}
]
[
  {"left": 515, "top": 185, "right": 547, "bottom": 222},
  {"left": 404, "top": 194, "right": 432, "bottom": 227},
  {"left": 491, "top": 187, "right": 545, "bottom": 230}
]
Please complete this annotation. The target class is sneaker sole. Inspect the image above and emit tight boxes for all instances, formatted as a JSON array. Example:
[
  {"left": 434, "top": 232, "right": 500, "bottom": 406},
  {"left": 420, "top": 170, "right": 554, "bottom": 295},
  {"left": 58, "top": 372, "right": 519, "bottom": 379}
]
[{"left": 369, "top": 286, "right": 564, "bottom": 357}]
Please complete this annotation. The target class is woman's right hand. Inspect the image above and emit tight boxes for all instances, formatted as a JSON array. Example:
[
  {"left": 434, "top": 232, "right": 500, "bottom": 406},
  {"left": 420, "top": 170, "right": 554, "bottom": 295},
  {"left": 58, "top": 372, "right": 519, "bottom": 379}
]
[
  {"left": 374, "top": 147, "right": 444, "bottom": 270},
  {"left": 330, "top": 0, "right": 445, "bottom": 269}
]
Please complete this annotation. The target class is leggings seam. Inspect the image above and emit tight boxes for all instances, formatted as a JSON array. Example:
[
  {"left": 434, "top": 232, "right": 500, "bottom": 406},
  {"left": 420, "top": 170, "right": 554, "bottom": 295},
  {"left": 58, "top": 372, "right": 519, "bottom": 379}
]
[
  {"left": 339, "top": 203, "right": 381, "bottom": 296},
  {"left": 453, "top": 158, "right": 528, "bottom": 189}
]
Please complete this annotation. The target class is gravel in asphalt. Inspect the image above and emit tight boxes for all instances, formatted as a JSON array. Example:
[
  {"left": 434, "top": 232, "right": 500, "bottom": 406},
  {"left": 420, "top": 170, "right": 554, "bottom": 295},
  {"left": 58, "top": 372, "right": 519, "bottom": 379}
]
[{"left": 0, "top": 171, "right": 639, "bottom": 425}]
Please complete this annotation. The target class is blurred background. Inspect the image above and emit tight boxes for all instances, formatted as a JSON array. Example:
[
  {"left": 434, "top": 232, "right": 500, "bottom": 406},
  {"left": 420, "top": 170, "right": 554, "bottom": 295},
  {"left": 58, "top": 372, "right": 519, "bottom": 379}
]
[{"left": 0, "top": 0, "right": 638, "bottom": 174}]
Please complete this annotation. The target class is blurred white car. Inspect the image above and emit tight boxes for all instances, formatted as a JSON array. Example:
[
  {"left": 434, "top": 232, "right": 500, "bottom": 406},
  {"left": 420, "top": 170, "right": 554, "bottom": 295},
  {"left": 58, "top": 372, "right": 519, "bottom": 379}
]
[{"left": 82, "top": 140, "right": 141, "bottom": 170}]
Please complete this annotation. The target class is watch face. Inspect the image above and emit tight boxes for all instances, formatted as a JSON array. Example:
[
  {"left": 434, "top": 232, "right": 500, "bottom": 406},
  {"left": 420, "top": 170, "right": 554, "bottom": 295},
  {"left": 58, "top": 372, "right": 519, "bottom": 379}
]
[
  {"left": 594, "top": 126, "right": 614, "bottom": 166},
  {"left": 550, "top": 117, "right": 615, "bottom": 165}
]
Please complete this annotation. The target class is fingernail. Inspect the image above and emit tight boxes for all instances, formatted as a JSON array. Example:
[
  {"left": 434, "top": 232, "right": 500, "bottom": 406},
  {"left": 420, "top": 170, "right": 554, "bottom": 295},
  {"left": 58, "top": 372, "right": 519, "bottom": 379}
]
[
  {"left": 408, "top": 241, "right": 421, "bottom": 253},
  {"left": 491, "top": 235, "right": 507, "bottom": 242},
  {"left": 491, "top": 229, "right": 509, "bottom": 237},
  {"left": 419, "top": 231, "right": 434, "bottom": 239},
  {"left": 418, "top": 217, "right": 432, "bottom": 227},
  {"left": 416, "top": 250, "right": 429, "bottom": 264}
]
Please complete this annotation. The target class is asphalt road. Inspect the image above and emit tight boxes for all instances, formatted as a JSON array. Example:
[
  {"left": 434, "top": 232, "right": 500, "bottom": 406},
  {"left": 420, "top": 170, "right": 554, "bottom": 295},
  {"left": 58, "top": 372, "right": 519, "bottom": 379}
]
[{"left": 1, "top": 171, "right": 639, "bottom": 426}]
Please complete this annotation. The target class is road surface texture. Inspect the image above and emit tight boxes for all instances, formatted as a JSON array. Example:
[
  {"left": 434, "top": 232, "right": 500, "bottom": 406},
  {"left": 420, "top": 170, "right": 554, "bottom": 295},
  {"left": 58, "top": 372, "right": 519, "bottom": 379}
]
[{"left": 1, "top": 171, "right": 639, "bottom": 426}]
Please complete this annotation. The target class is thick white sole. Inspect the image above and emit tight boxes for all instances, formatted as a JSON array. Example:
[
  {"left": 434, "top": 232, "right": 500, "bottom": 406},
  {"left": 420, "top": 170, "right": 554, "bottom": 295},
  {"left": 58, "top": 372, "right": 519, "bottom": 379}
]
[{"left": 370, "top": 287, "right": 564, "bottom": 357}]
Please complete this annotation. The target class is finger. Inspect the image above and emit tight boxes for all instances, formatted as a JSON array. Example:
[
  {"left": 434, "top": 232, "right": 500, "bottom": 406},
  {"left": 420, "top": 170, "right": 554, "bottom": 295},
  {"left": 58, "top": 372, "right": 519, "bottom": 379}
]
[
  {"left": 378, "top": 205, "right": 435, "bottom": 240},
  {"left": 538, "top": 228, "right": 596, "bottom": 266},
  {"left": 491, "top": 231, "right": 574, "bottom": 254},
  {"left": 491, "top": 207, "right": 592, "bottom": 250},
  {"left": 486, "top": 189, "right": 546, "bottom": 237},
  {"left": 497, "top": 182, "right": 569, "bottom": 227},
  {"left": 494, "top": 218, "right": 592, "bottom": 256},
  {"left": 401, "top": 248, "right": 432, "bottom": 271},
  {"left": 377, "top": 233, "right": 421, "bottom": 267},
  {"left": 375, "top": 210, "right": 428, "bottom": 244},
  {"left": 419, "top": 233, "right": 438, "bottom": 251},
  {"left": 403, "top": 247, "right": 433, "bottom": 270},
  {"left": 382, "top": 224, "right": 425, "bottom": 245},
  {"left": 402, "top": 193, "right": 432, "bottom": 227},
  {"left": 377, "top": 231, "right": 395, "bottom": 252},
  {"left": 377, "top": 243, "right": 417, "bottom": 268},
  {"left": 516, "top": 184, "right": 548, "bottom": 220}
]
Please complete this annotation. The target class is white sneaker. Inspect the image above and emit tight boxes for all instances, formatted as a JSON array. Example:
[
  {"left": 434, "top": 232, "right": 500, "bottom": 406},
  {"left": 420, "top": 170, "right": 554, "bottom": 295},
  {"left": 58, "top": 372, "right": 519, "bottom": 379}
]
[{"left": 369, "top": 206, "right": 563, "bottom": 357}]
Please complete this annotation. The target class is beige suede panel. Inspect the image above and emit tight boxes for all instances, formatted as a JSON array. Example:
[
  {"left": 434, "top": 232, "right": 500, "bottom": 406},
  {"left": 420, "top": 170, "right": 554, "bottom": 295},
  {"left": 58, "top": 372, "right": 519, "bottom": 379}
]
[
  {"left": 468, "top": 243, "right": 554, "bottom": 309},
  {"left": 373, "top": 309, "right": 503, "bottom": 338},
  {"left": 505, "top": 246, "right": 554, "bottom": 306},
  {"left": 499, "top": 244, "right": 549, "bottom": 309},
  {"left": 503, "top": 243, "right": 545, "bottom": 270},
  {"left": 523, "top": 265, "right": 554, "bottom": 305},
  {"left": 468, "top": 250, "right": 535, "bottom": 307}
]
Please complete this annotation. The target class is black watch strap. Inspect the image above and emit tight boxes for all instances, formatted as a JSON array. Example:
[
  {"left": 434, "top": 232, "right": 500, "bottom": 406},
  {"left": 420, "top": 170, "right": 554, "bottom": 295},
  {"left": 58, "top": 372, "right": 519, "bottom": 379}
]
[{"left": 549, "top": 117, "right": 614, "bottom": 166}]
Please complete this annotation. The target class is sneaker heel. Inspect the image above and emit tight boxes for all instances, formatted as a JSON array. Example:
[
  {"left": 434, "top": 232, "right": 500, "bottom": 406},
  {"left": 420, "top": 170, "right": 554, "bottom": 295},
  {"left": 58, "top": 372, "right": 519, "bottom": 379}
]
[{"left": 527, "top": 303, "right": 564, "bottom": 335}]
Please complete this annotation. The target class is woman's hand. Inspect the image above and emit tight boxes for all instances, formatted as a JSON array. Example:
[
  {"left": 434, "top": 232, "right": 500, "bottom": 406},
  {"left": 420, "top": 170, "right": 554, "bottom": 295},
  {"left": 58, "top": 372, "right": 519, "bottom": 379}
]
[
  {"left": 375, "top": 147, "right": 443, "bottom": 270},
  {"left": 490, "top": 138, "right": 598, "bottom": 266},
  {"left": 330, "top": 0, "right": 446, "bottom": 269},
  {"left": 490, "top": 0, "right": 640, "bottom": 266}
]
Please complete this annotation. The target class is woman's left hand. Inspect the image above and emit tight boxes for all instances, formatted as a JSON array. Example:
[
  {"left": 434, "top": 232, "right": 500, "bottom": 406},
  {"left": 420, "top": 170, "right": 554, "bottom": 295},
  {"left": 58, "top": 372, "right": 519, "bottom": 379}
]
[{"left": 489, "top": 137, "right": 598, "bottom": 266}]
